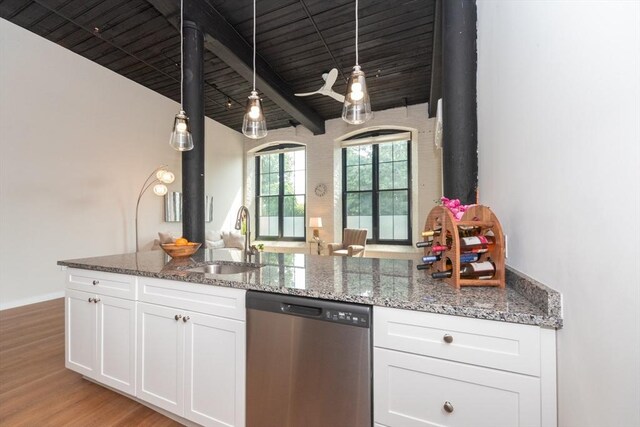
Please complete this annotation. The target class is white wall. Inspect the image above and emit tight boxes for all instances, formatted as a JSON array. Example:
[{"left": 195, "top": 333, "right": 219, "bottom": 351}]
[
  {"left": 243, "top": 104, "right": 441, "bottom": 257},
  {"left": 477, "top": 2, "right": 640, "bottom": 426},
  {"left": 0, "top": 19, "right": 243, "bottom": 309}
]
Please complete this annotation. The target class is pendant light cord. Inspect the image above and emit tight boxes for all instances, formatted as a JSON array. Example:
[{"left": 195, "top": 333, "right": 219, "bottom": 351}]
[
  {"left": 180, "top": 0, "right": 184, "bottom": 107},
  {"left": 253, "top": 0, "right": 256, "bottom": 91},
  {"left": 355, "top": 0, "right": 359, "bottom": 66}
]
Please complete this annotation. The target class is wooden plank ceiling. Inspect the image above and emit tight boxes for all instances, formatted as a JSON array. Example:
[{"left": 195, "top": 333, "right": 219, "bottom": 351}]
[{"left": 1, "top": 0, "right": 435, "bottom": 133}]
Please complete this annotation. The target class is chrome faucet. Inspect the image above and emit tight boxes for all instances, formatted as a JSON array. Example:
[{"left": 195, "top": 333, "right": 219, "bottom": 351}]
[{"left": 234, "top": 206, "right": 253, "bottom": 257}]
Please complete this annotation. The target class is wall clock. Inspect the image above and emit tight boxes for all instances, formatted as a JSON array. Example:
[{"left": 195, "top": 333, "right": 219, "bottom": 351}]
[{"left": 314, "top": 183, "right": 327, "bottom": 197}]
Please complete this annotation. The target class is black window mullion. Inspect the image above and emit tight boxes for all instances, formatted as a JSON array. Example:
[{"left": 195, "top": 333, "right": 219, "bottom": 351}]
[
  {"left": 372, "top": 144, "right": 380, "bottom": 244},
  {"left": 278, "top": 153, "right": 284, "bottom": 239}
]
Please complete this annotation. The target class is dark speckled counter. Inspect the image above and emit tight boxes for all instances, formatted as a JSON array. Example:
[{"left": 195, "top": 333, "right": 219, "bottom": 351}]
[{"left": 58, "top": 249, "right": 562, "bottom": 328}]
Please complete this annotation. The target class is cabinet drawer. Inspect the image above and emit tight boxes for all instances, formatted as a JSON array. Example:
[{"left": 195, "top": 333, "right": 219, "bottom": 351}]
[
  {"left": 67, "top": 269, "right": 136, "bottom": 300},
  {"left": 374, "top": 348, "right": 541, "bottom": 427},
  {"left": 373, "top": 307, "right": 541, "bottom": 376},
  {"left": 138, "top": 277, "right": 246, "bottom": 321}
]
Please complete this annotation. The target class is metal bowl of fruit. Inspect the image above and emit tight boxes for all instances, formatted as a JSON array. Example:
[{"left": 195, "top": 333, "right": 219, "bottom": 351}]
[{"left": 161, "top": 238, "right": 201, "bottom": 258}]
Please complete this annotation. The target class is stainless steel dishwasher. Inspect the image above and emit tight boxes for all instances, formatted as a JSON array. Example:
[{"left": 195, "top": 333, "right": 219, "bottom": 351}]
[{"left": 246, "top": 291, "right": 372, "bottom": 427}]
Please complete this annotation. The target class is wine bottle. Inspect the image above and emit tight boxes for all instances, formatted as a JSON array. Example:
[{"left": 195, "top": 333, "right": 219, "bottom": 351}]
[
  {"left": 416, "top": 263, "right": 432, "bottom": 270},
  {"left": 459, "top": 253, "right": 480, "bottom": 263},
  {"left": 458, "top": 235, "right": 497, "bottom": 254},
  {"left": 432, "top": 261, "right": 496, "bottom": 279},
  {"left": 421, "top": 229, "right": 442, "bottom": 238},
  {"left": 416, "top": 240, "right": 434, "bottom": 248},
  {"left": 430, "top": 245, "right": 448, "bottom": 252},
  {"left": 421, "top": 254, "right": 440, "bottom": 263}
]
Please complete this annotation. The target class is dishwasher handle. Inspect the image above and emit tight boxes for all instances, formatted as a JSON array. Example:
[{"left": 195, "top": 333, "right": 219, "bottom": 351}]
[{"left": 281, "top": 303, "right": 322, "bottom": 318}]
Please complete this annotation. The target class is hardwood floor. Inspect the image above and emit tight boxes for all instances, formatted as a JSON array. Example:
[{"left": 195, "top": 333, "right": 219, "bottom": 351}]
[{"left": 0, "top": 298, "right": 182, "bottom": 426}]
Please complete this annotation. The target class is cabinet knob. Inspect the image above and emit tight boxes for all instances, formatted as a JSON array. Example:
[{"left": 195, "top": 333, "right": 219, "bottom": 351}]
[
  {"left": 94, "top": 298, "right": 100, "bottom": 303},
  {"left": 92, "top": 280, "right": 99, "bottom": 285},
  {"left": 443, "top": 334, "right": 453, "bottom": 344},
  {"left": 175, "top": 314, "right": 182, "bottom": 321},
  {"left": 88, "top": 297, "right": 93, "bottom": 303},
  {"left": 182, "top": 316, "right": 190, "bottom": 323},
  {"left": 443, "top": 401, "right": 454, "bottom": 413}
]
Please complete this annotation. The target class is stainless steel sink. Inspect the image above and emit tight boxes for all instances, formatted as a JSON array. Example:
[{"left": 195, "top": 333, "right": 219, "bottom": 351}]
[{"left": 187, "top": 263, "right": 261, "bottom": 275}]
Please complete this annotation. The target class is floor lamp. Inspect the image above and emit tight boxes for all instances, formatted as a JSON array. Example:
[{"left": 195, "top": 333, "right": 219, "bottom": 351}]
[{"left": 135, "top": 166, "right": 175, "bottom": 252}]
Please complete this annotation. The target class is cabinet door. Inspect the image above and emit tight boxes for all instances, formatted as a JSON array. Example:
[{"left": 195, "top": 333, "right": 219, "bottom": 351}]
[
  {"left": 374, "top": 348, "right": 541, "bottom": 427},
  {"left": 96, "top": 295, "right": 136, "bottom": 395},
  {"left": 136, "top": 302, "right": 185, "bottom": 414},
  {"left": 183, "top": 311, "right": 246, "bottom": 427},
  {"left": 65, "top": 289, "right": 96, "bottom": 377}
]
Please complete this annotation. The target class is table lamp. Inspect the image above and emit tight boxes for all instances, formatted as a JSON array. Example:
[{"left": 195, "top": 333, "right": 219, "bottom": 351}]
[{"left": 309, "top": 217, "right": 323, "bottom": 239}]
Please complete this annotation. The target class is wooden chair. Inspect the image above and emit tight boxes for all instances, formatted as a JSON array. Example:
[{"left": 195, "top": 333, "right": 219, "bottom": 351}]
[{"left": 327, "top": 228, "right": 368, "bottom": 257}]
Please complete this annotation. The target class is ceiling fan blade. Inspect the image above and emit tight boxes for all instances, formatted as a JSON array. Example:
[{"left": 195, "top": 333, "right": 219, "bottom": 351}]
[
  {"left": 325, "top": 68, "right": 338, "bottom": 89},
  {"left": 327, "top": 91, "right": 345, "bottom": 103},
  {"left": 294, "top": 90, "right": 320, "bottom": 97}
]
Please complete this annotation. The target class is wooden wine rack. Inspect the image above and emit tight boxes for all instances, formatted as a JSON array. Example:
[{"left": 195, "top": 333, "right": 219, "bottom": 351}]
[{"left": 423, "top": 205, "right": 505, "bottom": 289}]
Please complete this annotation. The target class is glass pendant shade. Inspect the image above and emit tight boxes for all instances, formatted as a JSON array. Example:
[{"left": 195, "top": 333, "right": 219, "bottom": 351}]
[
  {"left": 242, "top": 91, "right": 268, "bottom": 139},
  {"left": 169, "top": 110, "right": 194, "bottom": 151},
  {"left": 342, "top": 65, "right": 373, "bottom": 124}
]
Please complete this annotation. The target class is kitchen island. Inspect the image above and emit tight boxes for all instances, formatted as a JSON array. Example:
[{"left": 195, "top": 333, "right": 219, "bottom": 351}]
[
  {"left": 59, "top": 249, "right": 562, "bottom": 427},
  {"left": 58, "top": 248, "right": 561, "bottom": 328}
]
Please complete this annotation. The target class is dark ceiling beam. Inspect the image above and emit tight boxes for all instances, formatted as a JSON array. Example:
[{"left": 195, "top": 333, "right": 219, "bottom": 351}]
[{"left": 146, "top": 0, "right": 326, "bottom": 135}]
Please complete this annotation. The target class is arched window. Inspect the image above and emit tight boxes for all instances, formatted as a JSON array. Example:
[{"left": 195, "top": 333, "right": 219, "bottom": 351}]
[
  {"left": 342, "top": 130, "right": 411, "bottom": 244},
  {"left": 255, "top": 143, "right": 306, "bottom": 241}
]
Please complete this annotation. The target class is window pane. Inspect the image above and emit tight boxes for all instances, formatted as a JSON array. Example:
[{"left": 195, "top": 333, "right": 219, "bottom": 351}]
[
  {"left": 269, "top": 154, "right": 279, "bottom": 173},
  {"left": 259, "top": 197, "right": 279, "bottom": 236},
  {"left": 360, "top": 164, "right": 372, "bottom": 190},
  {"left": 394, "top": 190, "right": 408, "bottom": 215},
  {"left": 379, "top": 143, "right": 393, "bottom": 163},
  {"left": 346, "top": 166, "right": 359, "bottom": 191},
  {"left": 393, "top": 141, "right": 408, "bottom": 161},
  {"left": 284, "top": 152, "right": 294, "bottom": 172},
  {"left": 260, "top": 174, "right": 269, "bottom": 196},
  {"left": 346, "top": 147, "right": 359, "bottom": 166},
  {"left": 379, "top": 163, "right": 393, "bottom": 190},
  {"left": 261, "top": 155, "right": 270, "bottom": 172},
  {"left": 359, "top": 145, "right": 373, "bottom": 164},
  {"left": 294, "top": 150, "right": 305, "bottom": 170},
  {"left": 269, "top": 173, "right": 278, "bottom": 195},
  {"left": 283, "top": 195, "right": 304, "bottom": 237},
  {"left": 379, "top": 191, "right": 394, "bottom": 215},
  {"left": 346, "top": 193, "right": 360, "bottom": 216},
  {"left": 393, "top": 161, "right": 408, "bottom": 189},
  {"left": 360, "top": 192, "right": 372, "bottom": 216},
  {"left": 294, "top": 171, "right": 305, "bottom": 195},
  {"left": 284, "top": 172, "right": 294, "bottom": 195}
]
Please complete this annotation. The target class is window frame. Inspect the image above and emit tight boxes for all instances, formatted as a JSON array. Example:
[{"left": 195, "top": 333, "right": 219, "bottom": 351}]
[
  {"left": 255, "top": 145, "right": 306, "bottom": 241},
  {"left": 341, "top": 135, "right": 412, "bottom": 245}
]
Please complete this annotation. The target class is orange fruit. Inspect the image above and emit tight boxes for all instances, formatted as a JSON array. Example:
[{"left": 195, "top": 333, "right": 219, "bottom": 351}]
[{"left": 175, "top": 237, "right": 189, "bottom": 246}]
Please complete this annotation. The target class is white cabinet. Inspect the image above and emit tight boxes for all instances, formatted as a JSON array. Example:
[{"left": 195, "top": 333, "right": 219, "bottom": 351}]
[
  {"left": 65, "top": 288, "right": 136, "bottom": 395},
  {"left": 373, "top": 307, "right": 557, "bottom": 427},
  {"left": 136, "top": 278, "right": 246, "bottom": 427}
]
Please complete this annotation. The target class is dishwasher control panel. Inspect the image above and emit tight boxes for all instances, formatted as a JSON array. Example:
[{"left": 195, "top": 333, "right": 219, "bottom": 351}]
[{"left": 324, "top": 309, "right": 369, "bottom": 327}]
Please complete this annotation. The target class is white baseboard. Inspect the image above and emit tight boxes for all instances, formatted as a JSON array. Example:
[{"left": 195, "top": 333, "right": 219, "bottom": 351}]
[{"left": 0, "top": 291, "right": 65, "bottom": 311}]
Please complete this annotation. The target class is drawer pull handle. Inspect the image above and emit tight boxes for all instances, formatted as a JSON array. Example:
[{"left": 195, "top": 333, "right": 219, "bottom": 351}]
[
  {"left": 443, "top": 334, "right": 453, "bottom": 344},
  {"left": 92, "top": 280, "right": 99, "bottom": 285},
  {"left": 175, "top": 314, "right": 182, "bottom": 321},
  {"left": 443, "top": 401, "right": 454, "bottom": 413},
  {"left": 182, "top": 316, "right": 190, "bottom": 323}
]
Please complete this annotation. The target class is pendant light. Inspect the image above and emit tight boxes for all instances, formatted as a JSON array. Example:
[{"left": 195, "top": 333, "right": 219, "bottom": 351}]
[
  {"left": 242, "top": 0, "right": 267, "bottom": 139},
  {"left": 169, "top": 0, "right": 194, "bottom": 151},
  {"left": 342, "top": 0, "right": 373, "bottom": 124}
]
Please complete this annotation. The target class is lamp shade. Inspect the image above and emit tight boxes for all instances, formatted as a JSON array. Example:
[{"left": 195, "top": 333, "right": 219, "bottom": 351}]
[
  {"left": 242, "top": 91, "right": 267, "bottom": 139},
  {"left": 342, "top": 65, "right": 373, "bottom": 124},
  {"left": 309, "top": 217, "right": 323, "bottom": 228},
  {"left": 169, "top": 110, "right": 194, "bottom": 151}
]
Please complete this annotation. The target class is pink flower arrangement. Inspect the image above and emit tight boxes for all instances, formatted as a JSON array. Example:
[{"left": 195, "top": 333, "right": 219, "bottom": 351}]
[{"left": 440, "top": 197, "right": 471, "bottom": 221}]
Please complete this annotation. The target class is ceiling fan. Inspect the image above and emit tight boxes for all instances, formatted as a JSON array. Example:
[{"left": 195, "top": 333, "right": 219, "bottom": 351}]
[{"left": 294, "top": 68, "right": 345, "bottom": 103}]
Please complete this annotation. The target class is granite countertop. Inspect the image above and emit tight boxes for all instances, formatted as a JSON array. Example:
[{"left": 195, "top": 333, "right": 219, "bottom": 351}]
[{"left": 58, "top": 249, "right": 562, "bottom": 328}]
